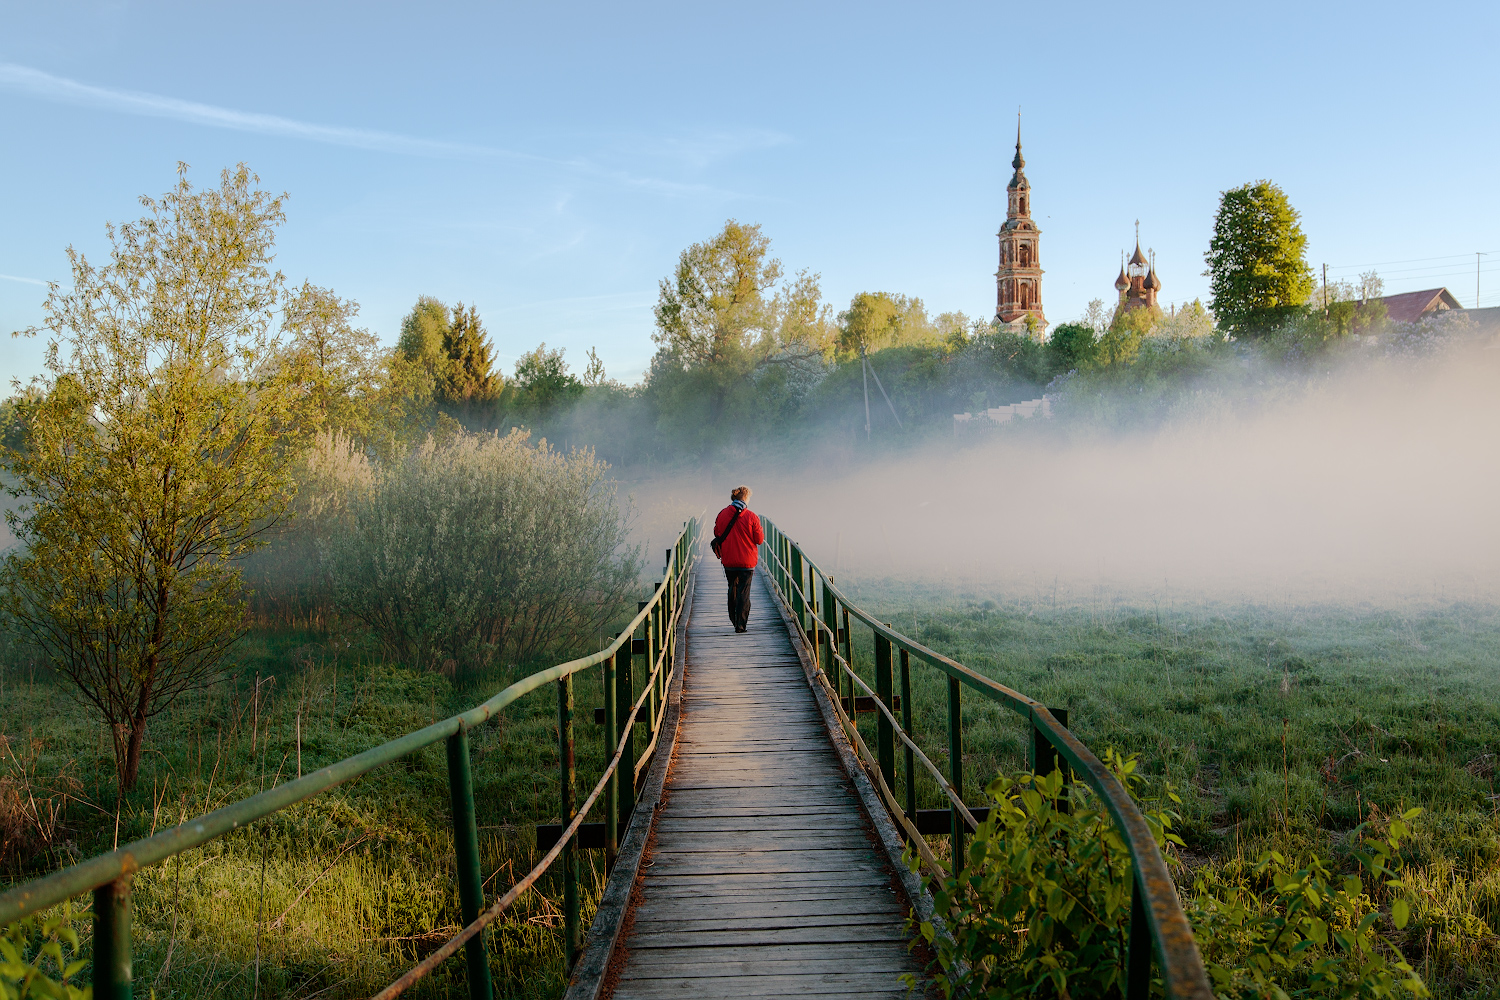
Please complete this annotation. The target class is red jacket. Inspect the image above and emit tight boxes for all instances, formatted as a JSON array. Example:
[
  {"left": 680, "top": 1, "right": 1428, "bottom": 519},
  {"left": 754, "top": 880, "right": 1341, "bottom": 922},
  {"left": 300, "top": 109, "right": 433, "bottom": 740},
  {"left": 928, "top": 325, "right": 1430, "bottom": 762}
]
[{"left": 713, "top": 504, "right": 764, "bottom": 569}]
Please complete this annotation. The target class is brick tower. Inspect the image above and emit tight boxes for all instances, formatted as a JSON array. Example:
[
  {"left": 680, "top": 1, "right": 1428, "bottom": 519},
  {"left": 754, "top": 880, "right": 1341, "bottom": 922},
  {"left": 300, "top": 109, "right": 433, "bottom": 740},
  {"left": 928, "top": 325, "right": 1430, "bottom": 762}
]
[{"left": 995, "top": 122, "right": 1046, "bottom": 338}]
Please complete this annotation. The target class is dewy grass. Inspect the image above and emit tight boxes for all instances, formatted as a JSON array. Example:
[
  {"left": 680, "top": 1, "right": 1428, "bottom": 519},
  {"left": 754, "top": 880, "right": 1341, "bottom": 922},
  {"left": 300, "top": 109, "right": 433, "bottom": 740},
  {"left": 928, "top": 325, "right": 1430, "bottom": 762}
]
[
  {"left": 834, "top": 577, "right": 1500, "bottom": 998},
  {"left": 0, "top": 619, "right": 634, "bottom": 1000}
]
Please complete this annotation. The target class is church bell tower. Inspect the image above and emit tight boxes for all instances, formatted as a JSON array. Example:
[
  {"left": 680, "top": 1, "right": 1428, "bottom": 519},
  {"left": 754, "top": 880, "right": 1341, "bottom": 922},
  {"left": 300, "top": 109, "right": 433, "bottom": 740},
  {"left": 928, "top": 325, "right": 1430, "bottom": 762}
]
[{"left": 995, "top": 121, "right": 1046, "bottom": 338}]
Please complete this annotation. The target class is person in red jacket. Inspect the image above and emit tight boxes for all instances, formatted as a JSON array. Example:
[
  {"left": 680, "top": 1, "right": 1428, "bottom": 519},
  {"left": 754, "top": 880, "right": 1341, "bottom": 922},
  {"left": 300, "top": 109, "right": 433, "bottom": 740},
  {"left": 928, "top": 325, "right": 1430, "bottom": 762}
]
[{"left": 713, "top": 485, "right": 765, "bottom": 632}]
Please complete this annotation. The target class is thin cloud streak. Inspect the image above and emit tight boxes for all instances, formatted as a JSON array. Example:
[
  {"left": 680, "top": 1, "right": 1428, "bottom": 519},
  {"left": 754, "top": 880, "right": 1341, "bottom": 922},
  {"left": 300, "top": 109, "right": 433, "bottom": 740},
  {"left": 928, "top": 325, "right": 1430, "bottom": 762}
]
[
  {"left": 0, "top": 63, "right": 734, "bottom": 197},
  {"left": 0, "top": 273, "right": 48, "bottom": 286}
]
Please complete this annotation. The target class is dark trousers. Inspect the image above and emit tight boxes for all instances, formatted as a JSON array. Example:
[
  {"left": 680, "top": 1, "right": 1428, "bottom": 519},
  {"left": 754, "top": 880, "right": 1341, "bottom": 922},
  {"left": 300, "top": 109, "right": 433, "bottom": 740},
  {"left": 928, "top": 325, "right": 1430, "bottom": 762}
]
[{"left": 725, "top": 568, "right": 754, "bottom": 630}]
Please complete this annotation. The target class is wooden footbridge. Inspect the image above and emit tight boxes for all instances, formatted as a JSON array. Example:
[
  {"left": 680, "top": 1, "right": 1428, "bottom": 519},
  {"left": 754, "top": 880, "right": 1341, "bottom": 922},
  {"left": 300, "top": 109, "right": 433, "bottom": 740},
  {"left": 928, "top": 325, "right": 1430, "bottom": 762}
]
[
  {"left": 0, "top": 515, "right": 1212, "bottom": 1000},
  {"left": 596, "top": 563, "right": 921, "bottom": 998}
]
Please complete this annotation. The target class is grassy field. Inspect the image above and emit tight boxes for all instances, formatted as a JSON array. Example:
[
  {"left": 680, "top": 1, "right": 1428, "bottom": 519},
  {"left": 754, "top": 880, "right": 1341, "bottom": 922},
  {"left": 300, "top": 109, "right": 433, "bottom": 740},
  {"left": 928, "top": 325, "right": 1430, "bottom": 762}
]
[
  {"left": 9, "top": 574, "right": 1500, "bottom": 998},
  {"left": 832, "top": 576, "right": 1500, "bottom": 997},
  {"left": 0, "top": 619, "right": 639, "bottom": 999}
]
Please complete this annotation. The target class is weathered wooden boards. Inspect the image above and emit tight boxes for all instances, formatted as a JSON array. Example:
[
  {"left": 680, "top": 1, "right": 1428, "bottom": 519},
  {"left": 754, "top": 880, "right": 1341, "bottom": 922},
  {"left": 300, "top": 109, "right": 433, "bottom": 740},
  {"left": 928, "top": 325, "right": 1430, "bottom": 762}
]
[{"left": 608, "top": 565, "right": 926, "bottom": 999}]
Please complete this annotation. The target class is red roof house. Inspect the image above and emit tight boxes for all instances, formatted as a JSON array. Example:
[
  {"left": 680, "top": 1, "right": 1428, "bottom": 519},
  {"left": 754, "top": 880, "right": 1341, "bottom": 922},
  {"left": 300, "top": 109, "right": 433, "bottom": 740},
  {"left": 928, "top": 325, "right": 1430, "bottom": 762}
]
[{"left": 1373, "top": 287, "right": 1463, "bottom": 323}]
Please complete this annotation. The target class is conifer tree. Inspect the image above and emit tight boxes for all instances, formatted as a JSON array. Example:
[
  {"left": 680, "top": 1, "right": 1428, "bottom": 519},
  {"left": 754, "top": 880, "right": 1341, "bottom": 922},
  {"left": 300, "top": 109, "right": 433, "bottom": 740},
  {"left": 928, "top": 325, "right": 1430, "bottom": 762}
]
[{"left": 442, "top": 302, "right": 500, "bottom": 403}]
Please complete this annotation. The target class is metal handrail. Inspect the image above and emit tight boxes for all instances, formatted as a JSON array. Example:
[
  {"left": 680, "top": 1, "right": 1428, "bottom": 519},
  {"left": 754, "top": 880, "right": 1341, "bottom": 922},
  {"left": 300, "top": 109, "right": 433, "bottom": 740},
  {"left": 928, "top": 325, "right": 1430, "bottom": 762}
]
[
  {"left": 758, "top": 517, "right": 1212, "bottom": 1000},
  {"left": 0, "top": 515, "right": 703, "bottom": 1000}
]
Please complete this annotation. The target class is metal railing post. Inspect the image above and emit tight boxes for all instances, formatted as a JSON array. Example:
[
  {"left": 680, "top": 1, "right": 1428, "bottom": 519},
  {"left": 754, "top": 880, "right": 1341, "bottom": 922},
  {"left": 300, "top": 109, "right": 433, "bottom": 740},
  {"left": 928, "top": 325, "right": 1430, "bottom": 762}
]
[
  {"left": 947, "top": 676, "right": 964, "bottom": 870},
  {"left": 1128, "top": 871, "right": 1152, "bottom": 1000},
  {"left": 790, "top": 544, "right": 806, "bottom": 634},
  {"left": 652, "top": 588, "right": 664, "bottom": 708},
  {"left": 820, "top": 579, "right": 837, "bottom": 701},
  {"left": 558, "top": 674, "right": 580, "bottom": 968},
  {"left": 93, "top": 876, "right": 131, "bottom": 1000},
  {"left": 841, "top": 606, "right": 854, "bottom": 719},
  {"left": 603, "top": 638, "right": 618, "bottom": 871},
  {"left": 900, "top": 647, "right": 916, "bottom": 831},
  {"left": 616, "top": 637, "right": 637, "bottom": 833},
  {"left": 875, "top": 627, "right": 895, "bottom": 794},
  {"left": 446, "top": 724, "right": 493, "bottom": 1000},
  {"left": 638, "top": 600, "right": 657, "bottom": 740}
]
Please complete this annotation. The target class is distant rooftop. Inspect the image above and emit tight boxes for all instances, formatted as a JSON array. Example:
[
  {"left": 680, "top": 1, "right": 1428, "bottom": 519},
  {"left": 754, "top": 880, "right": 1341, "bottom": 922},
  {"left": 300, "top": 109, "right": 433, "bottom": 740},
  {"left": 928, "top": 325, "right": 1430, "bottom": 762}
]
[{"left": 1372, "top": 287, "right": 1463, "bottom": 323}]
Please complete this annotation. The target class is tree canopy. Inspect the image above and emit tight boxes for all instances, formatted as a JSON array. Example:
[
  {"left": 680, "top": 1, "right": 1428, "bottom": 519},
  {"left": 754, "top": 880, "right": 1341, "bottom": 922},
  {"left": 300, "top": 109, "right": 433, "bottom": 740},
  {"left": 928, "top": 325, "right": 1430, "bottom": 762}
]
[
  {"left": 1204, "top": 180, "right": 1315, "bottom": 334},
  {"left": 648, "top": 219, "right": 832, "bottom": 454},
  {"left": 835, "top": 292, "right": 936, "bottom": 358},
  {"left": 1, "top": 164, "right": 302, "bottom": 793}
]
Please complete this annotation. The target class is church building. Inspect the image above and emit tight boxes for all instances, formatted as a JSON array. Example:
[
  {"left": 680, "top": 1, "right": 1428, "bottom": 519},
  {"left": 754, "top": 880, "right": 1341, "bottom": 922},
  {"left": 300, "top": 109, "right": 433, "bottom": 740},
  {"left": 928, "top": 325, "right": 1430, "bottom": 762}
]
[
  {"left": 1114, "top": 229, "right": 1162, "bottom": 313},
  {"left": 995, "top": 125, "right": 1046, "bottom": 337}
]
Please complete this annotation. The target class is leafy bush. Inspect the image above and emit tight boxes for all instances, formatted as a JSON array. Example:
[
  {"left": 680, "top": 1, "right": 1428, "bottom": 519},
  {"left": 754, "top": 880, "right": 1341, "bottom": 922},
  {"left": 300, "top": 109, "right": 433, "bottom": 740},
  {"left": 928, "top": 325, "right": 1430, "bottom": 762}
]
[
  {"left": 910, "top": 753, "right": 1428, "bottom": 1000},
  {"left": 321, "top": 429, "right": 640, "bottom": 670},
  {"left": 0, "top": 901, "right": 90, "bottom": 999},
  {"left": 1187, "top": 809, "right": 1428, "bottom": 1000}
]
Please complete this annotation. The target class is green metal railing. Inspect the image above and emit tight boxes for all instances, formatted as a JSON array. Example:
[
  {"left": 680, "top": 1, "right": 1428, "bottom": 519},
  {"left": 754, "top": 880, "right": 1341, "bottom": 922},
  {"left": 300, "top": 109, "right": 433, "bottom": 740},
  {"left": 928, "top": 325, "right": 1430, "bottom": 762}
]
[
  {"left": 758, "top": 518, "right": 1213, "bottom": 1000},
  {"left": 0, "top": 516, "right": 703, "bottom": 1000}
]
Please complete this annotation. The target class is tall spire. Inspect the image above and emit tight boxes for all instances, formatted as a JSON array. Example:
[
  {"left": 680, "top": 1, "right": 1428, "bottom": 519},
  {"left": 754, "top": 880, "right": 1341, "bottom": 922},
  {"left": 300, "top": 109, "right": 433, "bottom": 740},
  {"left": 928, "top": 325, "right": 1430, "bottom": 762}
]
[{"left": 1012, "top": 112, "right": 1024, "bottom": 171}]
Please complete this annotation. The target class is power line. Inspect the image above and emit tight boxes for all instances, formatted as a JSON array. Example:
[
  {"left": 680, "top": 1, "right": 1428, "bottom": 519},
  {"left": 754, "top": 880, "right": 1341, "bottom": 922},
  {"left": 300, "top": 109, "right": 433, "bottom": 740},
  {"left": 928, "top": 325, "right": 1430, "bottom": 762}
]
[{"left": 1325, "top": 248, "right": 1500, "bottom": 272}]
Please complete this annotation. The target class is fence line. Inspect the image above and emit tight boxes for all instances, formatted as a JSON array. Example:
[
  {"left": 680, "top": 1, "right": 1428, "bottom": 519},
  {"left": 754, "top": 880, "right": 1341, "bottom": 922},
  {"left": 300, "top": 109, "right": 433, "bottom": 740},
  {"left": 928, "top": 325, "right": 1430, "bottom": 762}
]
[
  {"left": 0, "top": 516, "right": 703, "bottom": 1000},
  {"left": 758, "top": 517, "right": 1213, "bottom": 1000}
]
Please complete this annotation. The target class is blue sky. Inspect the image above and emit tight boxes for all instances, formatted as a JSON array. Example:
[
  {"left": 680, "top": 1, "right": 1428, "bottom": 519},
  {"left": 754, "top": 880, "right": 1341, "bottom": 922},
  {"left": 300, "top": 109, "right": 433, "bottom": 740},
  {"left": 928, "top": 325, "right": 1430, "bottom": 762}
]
[{"left": 2, "top": 1, "right": 1497, "bottom": 388}]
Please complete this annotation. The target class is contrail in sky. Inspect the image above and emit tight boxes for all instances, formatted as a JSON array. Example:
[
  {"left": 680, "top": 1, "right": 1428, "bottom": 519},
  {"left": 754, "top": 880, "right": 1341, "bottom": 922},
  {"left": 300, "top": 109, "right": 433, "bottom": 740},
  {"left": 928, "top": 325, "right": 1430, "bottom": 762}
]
[
  {"left": 0, "top": 63, "right": 727, "bottom": 196},
  {"left": 0, "top": 274, "right": 47, "bottom": 286},
  {"left": 0, "top": 62, "right": 496, "bottom": 158}
]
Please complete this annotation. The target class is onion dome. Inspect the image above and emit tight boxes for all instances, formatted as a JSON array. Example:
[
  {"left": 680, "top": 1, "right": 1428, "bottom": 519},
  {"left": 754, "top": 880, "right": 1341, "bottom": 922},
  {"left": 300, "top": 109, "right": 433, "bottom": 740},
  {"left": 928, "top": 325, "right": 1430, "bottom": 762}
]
[
  {"left": 1114, "top": 263, "right": 1129, "bottom": 291},
  {"left": 1145, "top": 267, "right": 1162, "bottom": 291},
  {"left": 1128, "top": 241, "right": 1148, "bottom": 267}
]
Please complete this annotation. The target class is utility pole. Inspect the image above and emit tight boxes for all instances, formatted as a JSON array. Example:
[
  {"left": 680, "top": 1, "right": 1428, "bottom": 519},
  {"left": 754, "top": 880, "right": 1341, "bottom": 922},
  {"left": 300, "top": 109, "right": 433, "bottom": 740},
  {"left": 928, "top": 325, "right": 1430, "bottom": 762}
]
[
  {"left": 1322, "top": 263, "right": 1328, "bottom": 316},
  {"left": 1479, "top": 253, "right": 1484, "bottom": 309},
  {"left": 860, "top": 342, "right": 871, "bottom": 441}
]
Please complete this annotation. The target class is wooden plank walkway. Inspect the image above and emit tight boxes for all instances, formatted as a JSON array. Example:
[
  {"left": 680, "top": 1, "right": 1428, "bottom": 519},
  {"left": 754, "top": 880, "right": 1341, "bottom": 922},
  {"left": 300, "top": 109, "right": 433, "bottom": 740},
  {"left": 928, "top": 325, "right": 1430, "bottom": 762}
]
[{"left": 608, "top": 564, "right": 926, "bottom": 999}]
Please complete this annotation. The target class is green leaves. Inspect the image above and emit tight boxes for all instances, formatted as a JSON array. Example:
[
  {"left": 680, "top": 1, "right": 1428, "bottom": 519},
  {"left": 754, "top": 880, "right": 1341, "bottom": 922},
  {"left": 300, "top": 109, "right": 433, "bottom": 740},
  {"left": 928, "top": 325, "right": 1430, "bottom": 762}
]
[
  {"left": 913, "top": 751, "right": 1170, "bottom": 999},
  {"left": 1203, "top": 180, "right": 1316, "bottom": 336},
  {"left": 1188, "top": 810, "right": 1429, "bottom": 1000},
  {"left": 0, "top": 902, "right": 91, "bottom": 1000},
  {"left": 1, "top": 164, "right": 301, "bottom": 795},
  {"left": 913, "top": 755, "right": 1429, "bottom": 1000}
]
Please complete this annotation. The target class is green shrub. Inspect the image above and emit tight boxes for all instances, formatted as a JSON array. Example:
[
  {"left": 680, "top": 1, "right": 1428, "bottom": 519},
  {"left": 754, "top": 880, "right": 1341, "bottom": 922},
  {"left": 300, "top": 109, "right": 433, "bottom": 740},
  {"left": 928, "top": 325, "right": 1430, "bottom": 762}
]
[
  {"left": 0, "top": 901, "right": 90, "bottom": 999},
  {"left": 910, "top": 752, "right": 1428, "bottom": 1000},
  {"left": 321, "top": 429, "right": 640, "bottom": 670},
  {"left": 1186, "top": 811, "right": 1429, "bottom": 1000}
]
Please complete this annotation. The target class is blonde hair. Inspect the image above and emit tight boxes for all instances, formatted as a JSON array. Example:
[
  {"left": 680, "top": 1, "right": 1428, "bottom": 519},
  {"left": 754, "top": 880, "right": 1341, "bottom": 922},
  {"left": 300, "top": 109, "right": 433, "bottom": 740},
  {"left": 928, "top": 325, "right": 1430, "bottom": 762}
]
[{"left": 731, "top": 485, "right": 752, "bottom": 502}]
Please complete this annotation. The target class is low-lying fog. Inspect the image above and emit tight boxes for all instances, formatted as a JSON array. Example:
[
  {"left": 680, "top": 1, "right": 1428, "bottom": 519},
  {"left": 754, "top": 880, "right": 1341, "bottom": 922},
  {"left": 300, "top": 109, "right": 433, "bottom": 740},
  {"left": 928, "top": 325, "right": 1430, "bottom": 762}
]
[{"left": 628, "top": 344, "right": 1500, "bottom": 607}]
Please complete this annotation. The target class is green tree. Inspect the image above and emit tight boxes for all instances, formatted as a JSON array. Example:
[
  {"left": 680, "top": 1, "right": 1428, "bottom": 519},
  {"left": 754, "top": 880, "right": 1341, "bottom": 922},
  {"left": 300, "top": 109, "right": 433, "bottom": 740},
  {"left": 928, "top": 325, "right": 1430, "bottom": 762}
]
[
  {"left": 1097, "top": 306, "right": 1158, "bottom": 366},
  {"left": 1047, "top": 322, "right": 1098, "bottom": 371},
  {"left": 442, "top": 302, "right": 500, "bottom": 403},
  {"left": 649, "top": 219, "right": 830, "bottom": 453},
  {"left": 582, "top": 346, "right": 608, "bottom": 387},
  {"left": 397, "top": 295, "right": 451, "bottom": 380},
  {"left": 835, "top": 292, "right": 935, "bottom": 357},
  {"left": 0, "top": 165, "right": 300, "bottom": 794},
  {"left": 1155, "top": 298, "right": 1218, "bottom": 340},
  {"left": 1204, "top": 180, "right": 1315, "bottom": 334},
  {"left": 511, "top": 343, "right": 585, "bottom": 410},
  {"left": 282, "top": 281, "right": 383, "bottom": 438}
]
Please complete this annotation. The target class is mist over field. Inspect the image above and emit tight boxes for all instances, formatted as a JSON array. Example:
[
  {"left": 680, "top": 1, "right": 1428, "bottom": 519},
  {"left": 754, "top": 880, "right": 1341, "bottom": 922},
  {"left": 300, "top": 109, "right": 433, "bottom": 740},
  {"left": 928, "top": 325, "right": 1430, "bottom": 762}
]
[{"left": 628, "top": 342, "right": 1500, "bottom": 606}]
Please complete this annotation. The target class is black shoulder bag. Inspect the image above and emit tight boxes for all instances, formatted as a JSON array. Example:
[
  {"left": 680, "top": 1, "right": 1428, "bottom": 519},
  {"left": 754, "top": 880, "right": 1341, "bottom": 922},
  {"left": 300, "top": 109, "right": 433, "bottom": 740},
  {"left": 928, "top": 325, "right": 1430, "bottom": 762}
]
[{"left": 710, "top": 506, "right": 744, "bottom": 560}]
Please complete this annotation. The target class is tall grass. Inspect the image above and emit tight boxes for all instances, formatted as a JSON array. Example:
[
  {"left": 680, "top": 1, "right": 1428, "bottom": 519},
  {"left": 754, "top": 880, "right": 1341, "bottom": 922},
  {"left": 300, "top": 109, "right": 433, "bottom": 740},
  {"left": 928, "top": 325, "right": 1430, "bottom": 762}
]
[
  {"left": 1, "top": 620, "right": 641, "bottom": 999},
  {"left": 834, "top": 578, "right": 1500, "bottom": 998}
]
